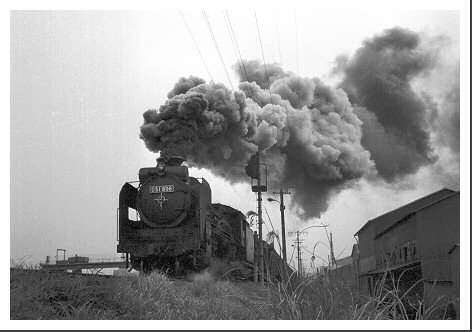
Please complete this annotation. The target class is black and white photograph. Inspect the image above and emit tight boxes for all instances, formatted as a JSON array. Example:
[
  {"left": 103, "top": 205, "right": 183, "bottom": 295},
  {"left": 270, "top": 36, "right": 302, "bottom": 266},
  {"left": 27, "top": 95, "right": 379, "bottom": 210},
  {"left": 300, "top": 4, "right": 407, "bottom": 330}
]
[{"left": 6, "top": 0, "right": 470, "bottom": 329}]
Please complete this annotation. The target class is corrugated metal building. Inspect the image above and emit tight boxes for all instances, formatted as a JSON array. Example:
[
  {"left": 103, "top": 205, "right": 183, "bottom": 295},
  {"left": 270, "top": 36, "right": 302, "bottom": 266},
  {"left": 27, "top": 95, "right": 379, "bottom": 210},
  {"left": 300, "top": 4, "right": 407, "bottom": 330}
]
[{"left": 354, "top": 188, "right": 460, "bottom": 316}]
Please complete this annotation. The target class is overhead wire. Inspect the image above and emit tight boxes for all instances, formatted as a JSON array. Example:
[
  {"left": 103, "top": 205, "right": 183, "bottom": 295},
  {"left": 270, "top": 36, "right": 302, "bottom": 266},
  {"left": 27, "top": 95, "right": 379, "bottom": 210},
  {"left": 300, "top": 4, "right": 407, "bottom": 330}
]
[
  {"left": 275, "top": 13, "right": 288, "bottom": 100},
  {"left": 254, "top": 10, "right": 274, "bottom": 105},
  {"left": 294, "top": 12, "right": 301, "bottom": 108},
  {"left": 301, "top": 245, "right": 329, "bottom": 265},
  {"left": 202, "top": 10, "right": 234, "bottom": 91},
  {"left": 179, "top": 10, "right": 214, "bottom": 83},
  {"left": 223, "top": 12, "right": 244, "bottom": 85},
  {"left": 224, "top": 11, "right": 255, "bottom": 99},
  {"left": 225, "top": 12, "right": 250, "bottom": 81}
]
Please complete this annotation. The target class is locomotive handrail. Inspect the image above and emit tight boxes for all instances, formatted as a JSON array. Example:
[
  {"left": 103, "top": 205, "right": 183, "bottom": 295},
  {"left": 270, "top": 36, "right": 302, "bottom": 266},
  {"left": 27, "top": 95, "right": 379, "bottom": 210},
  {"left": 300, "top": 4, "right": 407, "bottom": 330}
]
[{"left": 116, "top": 207, "right": 119, "bottom": 242}]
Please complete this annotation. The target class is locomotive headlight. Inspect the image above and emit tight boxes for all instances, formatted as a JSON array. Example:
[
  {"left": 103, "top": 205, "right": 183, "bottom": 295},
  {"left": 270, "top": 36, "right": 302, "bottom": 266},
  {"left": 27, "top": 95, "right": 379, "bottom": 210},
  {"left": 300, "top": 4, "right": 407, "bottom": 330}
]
[{"left": 157, "top": 162, "right": 166, "bottom": 175}]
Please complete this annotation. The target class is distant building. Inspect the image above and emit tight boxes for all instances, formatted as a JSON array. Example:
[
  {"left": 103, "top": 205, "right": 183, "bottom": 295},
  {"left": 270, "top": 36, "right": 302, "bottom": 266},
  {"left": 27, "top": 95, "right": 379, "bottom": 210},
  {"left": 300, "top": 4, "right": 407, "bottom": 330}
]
[
  {"left": 329, "top": 244, "right": 359, "bottom": 289},
  {"left": 354, "top": 188, "right": 460, "bottom": 318}
]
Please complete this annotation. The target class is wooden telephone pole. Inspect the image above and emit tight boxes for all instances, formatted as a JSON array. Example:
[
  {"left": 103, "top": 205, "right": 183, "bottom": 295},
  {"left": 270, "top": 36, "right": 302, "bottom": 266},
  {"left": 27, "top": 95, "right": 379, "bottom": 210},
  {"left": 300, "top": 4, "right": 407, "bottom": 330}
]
[
  {"left": 289, "top": 230, "right": 306, "bottom": 277},
  {"left": 329, "top": 232, "right": 336, "bottom": 268},
  {"left": 271, "top": 189, "right": 290, "bottom": 264}
]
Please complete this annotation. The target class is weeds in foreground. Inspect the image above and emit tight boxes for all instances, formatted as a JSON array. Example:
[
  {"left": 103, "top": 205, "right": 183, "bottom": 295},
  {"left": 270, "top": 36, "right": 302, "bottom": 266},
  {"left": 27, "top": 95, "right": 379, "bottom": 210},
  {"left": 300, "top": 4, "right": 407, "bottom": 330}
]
[
  {"left": 10, "top": 267, "right": 458, "bottom": 320},
  {"left": 261, "top": 267, "right": 458, "bottom": 320}
]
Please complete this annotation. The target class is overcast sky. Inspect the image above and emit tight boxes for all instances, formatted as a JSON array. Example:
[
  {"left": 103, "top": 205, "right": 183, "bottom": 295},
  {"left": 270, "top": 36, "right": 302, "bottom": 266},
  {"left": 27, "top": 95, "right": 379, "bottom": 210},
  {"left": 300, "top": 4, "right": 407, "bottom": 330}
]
[{"left": 8, "top": 3, "right": 468, "bottom": 280}]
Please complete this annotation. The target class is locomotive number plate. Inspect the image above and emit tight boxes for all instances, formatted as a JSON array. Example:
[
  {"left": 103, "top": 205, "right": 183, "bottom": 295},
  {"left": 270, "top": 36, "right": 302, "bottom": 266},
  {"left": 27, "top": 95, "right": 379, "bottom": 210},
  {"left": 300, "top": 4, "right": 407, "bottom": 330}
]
[{"left": 149, "top": 185, "right": 174, "bottom": 193}]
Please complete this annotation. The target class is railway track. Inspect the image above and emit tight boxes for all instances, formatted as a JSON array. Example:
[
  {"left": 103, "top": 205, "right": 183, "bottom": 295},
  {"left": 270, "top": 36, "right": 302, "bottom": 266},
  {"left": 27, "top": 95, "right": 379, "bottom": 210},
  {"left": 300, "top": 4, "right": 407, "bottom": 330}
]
[
  {"left": 10, "top": 267, "right": 121, "bottom": 279},
  {"left": 10, "top": 267, "right": 187, "bottom": 282},
  {"left": 11, "top": 267, "right": 251, "bottom": 283}
]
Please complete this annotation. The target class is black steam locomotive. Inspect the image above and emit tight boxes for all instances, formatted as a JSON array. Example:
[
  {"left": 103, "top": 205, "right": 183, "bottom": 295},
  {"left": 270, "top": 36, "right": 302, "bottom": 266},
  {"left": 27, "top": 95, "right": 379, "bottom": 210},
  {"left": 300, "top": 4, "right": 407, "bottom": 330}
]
[{"left": 117, "top": 156, "right": 287, "bottom": 279}]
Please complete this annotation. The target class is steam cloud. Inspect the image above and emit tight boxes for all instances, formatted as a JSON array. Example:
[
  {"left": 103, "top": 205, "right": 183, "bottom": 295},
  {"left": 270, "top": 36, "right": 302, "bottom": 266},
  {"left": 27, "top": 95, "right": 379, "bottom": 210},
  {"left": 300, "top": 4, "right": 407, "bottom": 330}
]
[
  {"left": 428, "top": 64, "right": 460, "bottom": 154},
  {"left": 140, "top": 62, "right": 374, "bottom": 219},
  {"left": 336, "top": 27, "right": 441, "bottom": 181},
  {"left": 140, "top": 26, "right": 459, "bottom": 219}
]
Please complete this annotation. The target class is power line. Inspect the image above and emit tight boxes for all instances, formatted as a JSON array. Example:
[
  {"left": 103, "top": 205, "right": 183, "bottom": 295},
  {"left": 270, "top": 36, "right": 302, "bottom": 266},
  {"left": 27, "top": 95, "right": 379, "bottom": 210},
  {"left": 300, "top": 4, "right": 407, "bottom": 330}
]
[
  {"left": 224, "top": 11, "right": 255, "bottom": 99},
  {"left": 179, "top": 10, "right": 214, "bottom": 83},
  {"left": 294, "top": 12, "right": 301, "bottom": 108},
  {"left": 275, "top": 14, "right": 288, "bottom": 100},
  {"left": 202, "top": 11, "right": 234, "bottom": 90},
  {"left": 253, "top": 11, "right": 274, "bottom": 105},
  {"left": 223, "top": 12, "right": 244, "bottom": 85}
]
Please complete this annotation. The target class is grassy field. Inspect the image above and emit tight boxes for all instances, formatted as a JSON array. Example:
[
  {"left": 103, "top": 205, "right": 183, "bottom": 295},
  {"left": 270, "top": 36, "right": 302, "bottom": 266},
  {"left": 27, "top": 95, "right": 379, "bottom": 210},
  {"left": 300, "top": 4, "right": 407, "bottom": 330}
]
[{"left": 10, "top": 267, "right": 457, "bottom": 320}]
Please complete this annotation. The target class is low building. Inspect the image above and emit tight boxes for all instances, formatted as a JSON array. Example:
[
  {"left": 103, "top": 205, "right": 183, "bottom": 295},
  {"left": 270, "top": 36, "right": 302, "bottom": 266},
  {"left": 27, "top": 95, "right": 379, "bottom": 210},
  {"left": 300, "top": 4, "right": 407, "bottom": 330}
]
[
  {"left": 329, "top": 244, "right": 359, "bottom": 289},
  {"left": 354, "top": 188, "right": 460, "bottom": 318}
]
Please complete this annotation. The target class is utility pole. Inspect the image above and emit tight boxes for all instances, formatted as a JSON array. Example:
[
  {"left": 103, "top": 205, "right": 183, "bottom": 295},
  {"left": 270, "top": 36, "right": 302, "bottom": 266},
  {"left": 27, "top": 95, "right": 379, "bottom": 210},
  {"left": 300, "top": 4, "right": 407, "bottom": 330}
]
[
  {"left": 289, "top": 224, "right": 330, "bottom": 278},
  {"left": 271, "top": 189, "right": 290, "bottom": 263},
  {"left": 329, "top": 232, "right": 336, "bottom": 268},
  {"left": 297, "top": 231, "right": 302, "bottom": 277},
  {"left": 257, "top": 174, "right": 264, "bottom": 283},
  {"left": 289, "top": 230, "right": 305, "bottom": 277}
]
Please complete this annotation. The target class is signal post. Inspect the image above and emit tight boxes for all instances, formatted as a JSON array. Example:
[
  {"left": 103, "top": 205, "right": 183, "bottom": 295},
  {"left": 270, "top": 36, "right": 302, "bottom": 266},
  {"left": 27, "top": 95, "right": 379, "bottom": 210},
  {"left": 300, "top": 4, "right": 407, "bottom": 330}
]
[{"left": 245, "top": 152, "right": 267, "bottom": 284}]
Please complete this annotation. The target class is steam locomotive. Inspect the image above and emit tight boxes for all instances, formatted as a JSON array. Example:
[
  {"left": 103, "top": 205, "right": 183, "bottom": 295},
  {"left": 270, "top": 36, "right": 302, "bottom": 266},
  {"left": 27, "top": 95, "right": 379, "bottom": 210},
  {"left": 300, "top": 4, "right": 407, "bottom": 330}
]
[{"left": 117, "top": 156, "right": 287, "bottom": 279}]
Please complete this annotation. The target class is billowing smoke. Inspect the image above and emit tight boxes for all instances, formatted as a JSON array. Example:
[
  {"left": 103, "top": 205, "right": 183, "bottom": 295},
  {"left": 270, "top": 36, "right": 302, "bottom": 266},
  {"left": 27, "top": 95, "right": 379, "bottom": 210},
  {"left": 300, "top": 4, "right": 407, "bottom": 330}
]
[
  {"left": 421, "top": 61, "right": 460, "bottom": 189},
  {"left": 140, "top": 64, "right": 374, "bottom": 219},
  {"left": 167, "top": 75, "right": 206, "bottom": 99},
  {"left": 429, "top": 64, "right": 460, "bottom": 154},
  {"left": 140, "top": 27, "right": 459, "bottom": 219},
  {"left": 336, "top": 27, "right": 440, "bottom": 181},
  {"left": 233, "top": 59, "right": 292, "bottom": 90},
  {"left": 234, "top": 60, "right": 315, "bottom": 109},
  {"left": 141, "top": 79, "right": 258, "bottom": 180}
]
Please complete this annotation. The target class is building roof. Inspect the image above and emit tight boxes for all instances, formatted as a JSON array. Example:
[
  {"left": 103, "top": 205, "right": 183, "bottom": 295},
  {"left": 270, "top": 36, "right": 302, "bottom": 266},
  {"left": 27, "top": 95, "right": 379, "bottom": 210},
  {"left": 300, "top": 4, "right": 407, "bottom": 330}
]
[
  {"left": 351, "top": 243, "right": 359, "bottom": 257},
  {"left": 334, "top": 256, "right": 353, "bottom": 268},
  {"left": 354, "top": 188, "right": 458, "bottom": 238}
]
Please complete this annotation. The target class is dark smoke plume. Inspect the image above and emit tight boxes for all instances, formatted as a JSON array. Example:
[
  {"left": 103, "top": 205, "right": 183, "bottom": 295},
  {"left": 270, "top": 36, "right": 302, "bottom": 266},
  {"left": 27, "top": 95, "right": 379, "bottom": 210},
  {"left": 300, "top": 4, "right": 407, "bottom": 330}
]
[
  {"left": 140, "top": 27, "right": 459, "bottom": 219},
  {"left": 336, "top": 27, "right": 440, "bottom": 181},
  {"left": 140, "top": 66, "right": 374, "bottom": 219}
]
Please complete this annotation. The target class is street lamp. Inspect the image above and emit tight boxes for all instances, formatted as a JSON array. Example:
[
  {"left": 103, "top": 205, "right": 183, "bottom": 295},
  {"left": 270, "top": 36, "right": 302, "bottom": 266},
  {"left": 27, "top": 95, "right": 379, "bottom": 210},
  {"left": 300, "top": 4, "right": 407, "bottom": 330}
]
[
  {"left": 311, "top": 241, "right": 330, "bottom": 273},
  {"left": 313, "top": 241, "right": 330, "bottom": 253},
  {"left": 289, "top": 224, "right": 329, "bottom": 277},
  {"left": 299, "top": 242, "right": 331, "bottom": 276}
]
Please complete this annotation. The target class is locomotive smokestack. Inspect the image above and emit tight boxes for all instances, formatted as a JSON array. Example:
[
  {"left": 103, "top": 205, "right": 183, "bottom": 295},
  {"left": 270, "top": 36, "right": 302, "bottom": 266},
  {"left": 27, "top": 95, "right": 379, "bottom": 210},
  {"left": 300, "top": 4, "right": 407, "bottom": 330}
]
[
  {"left": 166, "top": 156, "right": 186, "bottom": 166},
  {"left": 156, "top": 156, "right": 186, "bottom": 167}
]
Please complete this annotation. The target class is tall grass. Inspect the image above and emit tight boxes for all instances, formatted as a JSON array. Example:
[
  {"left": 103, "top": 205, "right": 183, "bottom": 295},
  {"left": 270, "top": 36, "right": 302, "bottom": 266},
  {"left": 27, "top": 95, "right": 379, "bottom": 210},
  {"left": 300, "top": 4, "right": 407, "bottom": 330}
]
[
  {"left": 261, "top": 268, "right": 458, "bottom": 320},
  {"left": 10, "top": 269, "right": 269, "bottom": 320},
  {"left": 10, "top": 266, "right": 458, "bottom": 320}
]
